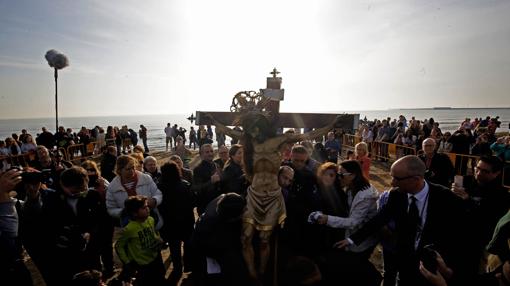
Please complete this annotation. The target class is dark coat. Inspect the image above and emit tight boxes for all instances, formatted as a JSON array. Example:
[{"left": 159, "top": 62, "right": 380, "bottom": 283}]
[
  {"left": 192, "top": 160, "right": 221, "bottom": 215},
  {"left": 281, "top": 166, "right": 322, "bottom": 256},
  {"left": 158, "top": 180, "right": 195, "bottom": 242},
  {"left": 100, "top": 153, "right": 117, "bottom": 182},
  {"left": 20, "top": 188, "right": 107, "bottom": 285},
  {"left": 190, "top": 196, "right": 248, "bottom": 286},
  {"left": 463, "top": 177, "right": 510, "bottom": 249},
  {"left": 419, "top": 152, "right": 455, "bottom": 187},
  {"left": 350, "top": 182, "right": 467, "bottom": 286},
  {"left": 221, "top": 161, "right": 247, "bottom": 197}
]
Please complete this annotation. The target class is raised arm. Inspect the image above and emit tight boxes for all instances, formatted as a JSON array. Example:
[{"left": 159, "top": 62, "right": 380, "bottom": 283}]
[
  {"left": 284, "top": 115, "right": 341, "bottom": 143},
  {"left": 203, "top": 113, "right": 243, "bottom": 140}
]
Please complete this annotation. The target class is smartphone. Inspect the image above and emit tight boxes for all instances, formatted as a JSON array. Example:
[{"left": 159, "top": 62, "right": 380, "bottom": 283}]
[
  {"left": 454, "top": 175, "right": 463, "bottom": 187},
  {"left": 420, "top": 244, "right": 438, "bottom": 273}
]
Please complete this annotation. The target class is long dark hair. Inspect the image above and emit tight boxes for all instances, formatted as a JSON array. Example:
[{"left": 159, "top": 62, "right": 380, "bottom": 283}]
[
  {"left": 224, "top": 144, "right": 242, "bottom": 169},
  {"left": 340, "top": 160, "right": 370, "bottom": 197},
  {"left": 239, "top": 112, "right": 276, "bottom": 180},
  {"left": 160, "top": 161, "right": 182, "bottom": 188}
]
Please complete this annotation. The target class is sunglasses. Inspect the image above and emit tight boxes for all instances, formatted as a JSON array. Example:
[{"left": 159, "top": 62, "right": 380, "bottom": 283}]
[{"left": 338, "top": 172, "right": 352, "bottom": 178}]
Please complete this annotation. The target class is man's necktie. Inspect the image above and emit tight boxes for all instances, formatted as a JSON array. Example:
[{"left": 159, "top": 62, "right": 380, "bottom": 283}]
[{"left": 408, "top": 196, "right": 420, "bottom": 247}]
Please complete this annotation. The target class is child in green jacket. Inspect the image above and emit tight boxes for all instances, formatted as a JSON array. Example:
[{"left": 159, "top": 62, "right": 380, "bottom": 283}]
[{"left": 116, "top": 195, "right": 165, "bottom": 285}]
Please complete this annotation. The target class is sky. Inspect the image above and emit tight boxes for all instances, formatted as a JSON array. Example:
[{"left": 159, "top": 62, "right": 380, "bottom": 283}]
[{"left": 0, "top": 0, "right": 509, "bottom": 119}]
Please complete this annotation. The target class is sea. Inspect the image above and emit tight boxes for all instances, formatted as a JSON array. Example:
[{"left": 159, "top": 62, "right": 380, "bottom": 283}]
[{"left": 1, "top": 108, "right": 509, "bottom": 151}]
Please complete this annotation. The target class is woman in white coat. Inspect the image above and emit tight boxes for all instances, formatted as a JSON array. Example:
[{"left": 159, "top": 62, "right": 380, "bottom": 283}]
[
  {"left": 309, "top": 160, "right": 380, "bottom": 285},
  {"left": 106, "top": 155, "right": 163, "bottom": 230}
]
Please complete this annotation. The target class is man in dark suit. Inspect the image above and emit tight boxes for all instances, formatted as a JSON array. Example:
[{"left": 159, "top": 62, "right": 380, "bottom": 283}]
[
  {"left": 419, "top": 138, "right": 455, "bottom": 187},
  {"left": 336, "top": 155, "right": 466, "bottom": 286},
  {"left": 192, "top": 144, "right": 221, "bottom": 215}
]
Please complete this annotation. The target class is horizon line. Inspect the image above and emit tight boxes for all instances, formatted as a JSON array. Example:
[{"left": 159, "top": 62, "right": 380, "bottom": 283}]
[{"left": 1, "top": 106, "right": 509, "bottom": 120}]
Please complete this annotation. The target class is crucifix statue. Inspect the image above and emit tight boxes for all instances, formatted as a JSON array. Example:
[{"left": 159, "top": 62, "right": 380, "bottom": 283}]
[{"left": 192, "top": 69, "right": 359, "bottom": 284}]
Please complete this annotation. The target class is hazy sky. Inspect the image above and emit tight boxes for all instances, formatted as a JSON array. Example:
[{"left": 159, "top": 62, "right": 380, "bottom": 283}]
[{"left": 1, "top": 0, "right": 509, "bottom": 119}]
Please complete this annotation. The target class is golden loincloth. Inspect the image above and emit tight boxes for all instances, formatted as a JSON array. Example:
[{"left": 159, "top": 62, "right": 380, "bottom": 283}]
[{"left": 242, "top": 186, "right": 286, "bottom": 231}]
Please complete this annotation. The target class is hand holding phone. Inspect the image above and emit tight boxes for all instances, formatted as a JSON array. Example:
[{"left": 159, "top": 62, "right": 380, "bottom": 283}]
[{"left": 454, "top": 175, "right": 463, "bottom": 187}]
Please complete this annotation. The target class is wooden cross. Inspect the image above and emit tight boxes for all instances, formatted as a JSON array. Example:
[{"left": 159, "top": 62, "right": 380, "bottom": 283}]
[
  {"left": 190, "top": 69, "right": 359, "bottom": 130},
  {"left": 270, "top": 67, "right": 280, "bottom": 78}
]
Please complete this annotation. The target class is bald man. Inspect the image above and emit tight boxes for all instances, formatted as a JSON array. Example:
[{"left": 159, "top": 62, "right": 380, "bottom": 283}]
[
  {"left": 335, "top": 155, "right": 467, "bottom": 286},
  {"left": 418, "top": 138, "right": 455, "bottom": 187}
]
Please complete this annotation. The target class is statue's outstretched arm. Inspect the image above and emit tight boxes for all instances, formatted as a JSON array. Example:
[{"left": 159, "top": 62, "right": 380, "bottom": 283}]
[
  {"left": 203, "top": 113, "right": 243, "bottom": 139},
  {"left": 285, "top": 115, "right": 342, "bottom": 143}
]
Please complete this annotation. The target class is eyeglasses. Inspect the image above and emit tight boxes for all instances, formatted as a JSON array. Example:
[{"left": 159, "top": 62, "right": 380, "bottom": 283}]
[
  {"left": 338, "top": 172, "right": 352, "bottom": 178},
  {"left": 391, "top": 175, "right": 417, "bottom": 181}
]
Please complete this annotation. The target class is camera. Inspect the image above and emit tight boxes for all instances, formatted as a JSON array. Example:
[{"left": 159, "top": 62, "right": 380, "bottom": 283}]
[
  {"left": 22, "top": 170, "right": 52, "bottom": 183},
  {"left": 8, "top": 166, "right": 52, "bottom": 184},
  {"left": 420, "top": 244, "right": 438, "bottom": 273}
]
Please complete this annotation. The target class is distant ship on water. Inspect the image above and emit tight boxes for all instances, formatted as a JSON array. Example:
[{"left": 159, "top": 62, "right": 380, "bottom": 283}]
[{"left": 433, "top": 107, "right": 452, "bottom": 110}]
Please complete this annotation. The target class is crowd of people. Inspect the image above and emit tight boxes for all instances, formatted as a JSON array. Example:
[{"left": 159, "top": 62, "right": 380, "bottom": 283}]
[
  {"left": 0, "top": 114, "right": 509, "bottom": 286},
  {"left": 0, "top": 124, "right": 150, "bottom": 162},
  {"left": 357, "top": 115, "right": 508, "bottom": 161}
]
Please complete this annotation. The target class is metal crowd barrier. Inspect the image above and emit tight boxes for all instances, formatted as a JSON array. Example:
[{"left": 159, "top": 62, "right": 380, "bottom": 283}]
[
  {"left": 67, "top": 143, "right": 85, "bottom": 163},
  {"left": 1, "top": 153, "right": 31, "bottom": 167},
  {"left": 343, "top": 134, "right": 362, "bottom": 149},
  {"left": 341, "top": 134, "right": 416, "bottom": 162},
  {"left": 340, "top": 134, "right": 510, "bottom": 188},
  {"left": 445, "top": 153, "right": 480, "bottom": 176}
]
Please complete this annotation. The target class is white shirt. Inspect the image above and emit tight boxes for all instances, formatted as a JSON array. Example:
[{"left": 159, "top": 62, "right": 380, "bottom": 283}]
[
  {"left": 164, "top": 126, "right": 172, "bottom": 137},
  {"left": 347, "top": 182, "right": 430, "bottom": 248}
]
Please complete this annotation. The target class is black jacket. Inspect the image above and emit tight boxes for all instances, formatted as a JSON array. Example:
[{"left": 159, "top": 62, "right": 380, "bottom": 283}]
[
  {"left": 192, "top": 160, "right": 221, "bottom": 215},
  {"left": 419, "top": 152, "right": 455, "bottom": 187},
  {"left": 350, "top": 182, "right": 467, "bottom": 286},
  {"left": 158, "top": 179, "right": 196, "bottom": 242},
  {"left": 221, "top": 162, "right": 247, "bottom": 197}
]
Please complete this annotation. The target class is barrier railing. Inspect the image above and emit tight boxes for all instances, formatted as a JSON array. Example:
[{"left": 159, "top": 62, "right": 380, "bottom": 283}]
[
  {"left": 67, "top": 144, "right": 85, "bottom": 162},
  {"left": 342, "top": 134, "right": 362, "bottom": 149},
  {"left": 86, "top": 141, "right": 104, "bottom": 157},
  {"left": 371, "top": 141, "right": 417, "bottom": 162},
  {"left": 339, "top": 134, "right": 509, "bottom": 187},
  {"left": 2, "top": 154, "right": 31, "bottom": 167},
  {"left": 445, "top": 153, "right": 479, "bottom": 176},
  {"left": 342, "top": 134, "right": 416, "bottom": 162}
]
